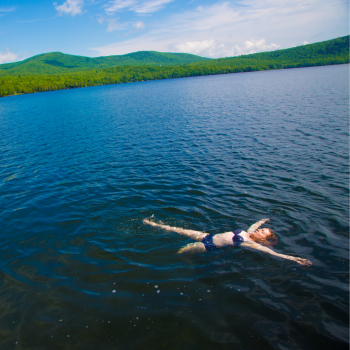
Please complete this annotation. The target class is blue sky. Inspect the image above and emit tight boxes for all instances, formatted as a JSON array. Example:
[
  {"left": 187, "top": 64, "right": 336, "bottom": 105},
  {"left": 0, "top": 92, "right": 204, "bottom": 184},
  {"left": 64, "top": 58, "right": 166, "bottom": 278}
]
[{"left": 0, "top": 0, "right": 348, "bottom": 63}]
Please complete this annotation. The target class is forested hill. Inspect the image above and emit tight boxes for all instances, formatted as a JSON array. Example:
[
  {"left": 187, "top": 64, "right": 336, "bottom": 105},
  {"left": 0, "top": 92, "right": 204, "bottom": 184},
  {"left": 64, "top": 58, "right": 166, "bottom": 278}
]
[
  {"left": 0, "top": 51, "right": 211, "bottom": 76},
  {"left": 0, "top": 35, "right": 348, "bottom": 98},
  {"left": 197, "top": 35, "right": 349, "bottom": 68}
]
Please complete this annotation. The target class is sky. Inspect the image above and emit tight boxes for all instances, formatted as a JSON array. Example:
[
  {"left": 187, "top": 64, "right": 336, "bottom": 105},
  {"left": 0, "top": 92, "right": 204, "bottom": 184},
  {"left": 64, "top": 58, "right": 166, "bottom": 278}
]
[{"left": 0, "top": 0, "right": 348, "bottom": 63}]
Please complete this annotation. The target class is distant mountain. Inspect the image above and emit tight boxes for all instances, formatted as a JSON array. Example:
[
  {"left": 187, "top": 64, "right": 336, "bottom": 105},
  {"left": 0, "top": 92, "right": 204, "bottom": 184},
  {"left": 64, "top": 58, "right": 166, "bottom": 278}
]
[
  {"left": 0, "top": 51, "right": 211, "bottom": 76},
  {"left": 197, "top": 35, "right": 349, "bottom": 68}
]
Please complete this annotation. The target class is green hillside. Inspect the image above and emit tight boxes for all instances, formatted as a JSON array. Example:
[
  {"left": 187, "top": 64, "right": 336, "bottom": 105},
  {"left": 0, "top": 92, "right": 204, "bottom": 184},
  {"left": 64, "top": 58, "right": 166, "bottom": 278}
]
[
  {"left": 196, "top": 35, "right": 349, "bottom": 68},
  {"left": 0, "top": 36, "right": 348, "bottom": 98},
  {"left": 0, "top": 51, "right": 211, "bottom": 76}
]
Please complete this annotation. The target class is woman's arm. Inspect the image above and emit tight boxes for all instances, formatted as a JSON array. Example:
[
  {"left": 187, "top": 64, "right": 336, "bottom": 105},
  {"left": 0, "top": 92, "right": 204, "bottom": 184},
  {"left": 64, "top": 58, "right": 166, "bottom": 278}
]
[
  {"left": 247, "top": 218, "right": 270, "bottom": 233},
  {"left": 143, "top": 219, "right": 207, "bottom": 241},
  {"left": 243, "top": 242, "right": 312, "bottom": 265}
]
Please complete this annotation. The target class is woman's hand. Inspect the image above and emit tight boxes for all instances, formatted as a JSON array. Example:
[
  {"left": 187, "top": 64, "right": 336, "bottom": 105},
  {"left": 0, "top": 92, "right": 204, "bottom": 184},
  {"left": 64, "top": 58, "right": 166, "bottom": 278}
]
[{"left": 294, "top": 257, "right": 312, "bottom": 266}]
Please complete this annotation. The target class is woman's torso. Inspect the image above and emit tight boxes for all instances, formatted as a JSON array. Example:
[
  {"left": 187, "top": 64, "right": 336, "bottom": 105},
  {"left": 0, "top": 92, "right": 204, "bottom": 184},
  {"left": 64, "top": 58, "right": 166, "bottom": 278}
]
[{"left": 212, "top": 230, "right": 251, "bottom": 247}]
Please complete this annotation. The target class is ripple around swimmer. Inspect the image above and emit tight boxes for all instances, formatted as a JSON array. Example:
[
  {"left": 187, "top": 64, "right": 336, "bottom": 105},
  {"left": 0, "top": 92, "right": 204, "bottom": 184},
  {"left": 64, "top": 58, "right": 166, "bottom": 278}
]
[{"left": 0, "top": 64, "right": 349, "bottom": 350}]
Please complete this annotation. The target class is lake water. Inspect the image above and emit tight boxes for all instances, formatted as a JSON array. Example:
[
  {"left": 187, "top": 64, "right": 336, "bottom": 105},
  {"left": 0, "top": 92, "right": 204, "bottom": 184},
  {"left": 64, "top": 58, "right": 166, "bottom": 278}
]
[{"left": 0, "top": 65, "right": 349, "bottom": 350}]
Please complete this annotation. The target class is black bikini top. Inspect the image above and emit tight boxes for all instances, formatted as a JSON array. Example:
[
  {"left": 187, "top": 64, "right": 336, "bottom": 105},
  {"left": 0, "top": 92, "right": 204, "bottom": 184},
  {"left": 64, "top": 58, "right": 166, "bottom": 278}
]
[{"left": 232, "top": 229, "right": 244, "bottom": 246}]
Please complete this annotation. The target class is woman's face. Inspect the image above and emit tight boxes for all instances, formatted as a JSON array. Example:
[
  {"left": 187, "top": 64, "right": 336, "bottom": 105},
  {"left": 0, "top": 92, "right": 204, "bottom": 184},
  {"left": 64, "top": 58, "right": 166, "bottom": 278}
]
[{"left": 253, "top": 228, "right": 271, "bottom": 239}]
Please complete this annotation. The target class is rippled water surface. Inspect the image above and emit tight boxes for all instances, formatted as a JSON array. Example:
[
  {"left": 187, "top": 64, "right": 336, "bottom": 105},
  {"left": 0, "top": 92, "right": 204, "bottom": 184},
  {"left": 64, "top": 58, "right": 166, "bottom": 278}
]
[{"left": 0, "top": 65, "right": 349, "bottom": 350}]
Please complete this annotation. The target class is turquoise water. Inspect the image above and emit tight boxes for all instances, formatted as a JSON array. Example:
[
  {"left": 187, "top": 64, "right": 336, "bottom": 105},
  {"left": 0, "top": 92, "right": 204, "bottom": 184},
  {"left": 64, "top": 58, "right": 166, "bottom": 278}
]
[{"left": 0, "top": 65, "right": 349, "bottom": 350}]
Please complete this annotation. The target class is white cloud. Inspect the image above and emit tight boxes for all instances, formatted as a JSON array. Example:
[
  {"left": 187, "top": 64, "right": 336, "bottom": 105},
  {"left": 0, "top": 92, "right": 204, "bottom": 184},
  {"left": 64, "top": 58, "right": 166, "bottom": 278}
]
[
  {"left": 303, "top": 41, "right": 310, "bottom": 45},
  {"left": 97, "top": 16, "right": 127, "bottom": 31},
  {"left": 0, "top": 6, "right": 16, "bottom": 17},
  {"left": 0, "top": 48, "right": 18, "bottom": 64},
  {"left": 133, "top": 21, "right": 145, "bottom": 29},
  {"left": 90, "top": 2, "right": 282, "bottom": 57},
  {"left": 235, "top": 39, "right": 280, "bottom": 55},
  {"left": 104, "top": 0, "right": 173, "bottom": 14},
  {"left": 170, "top": 40, "right": 218, "bottom": 57},
  {"left": 105, "top": 0, "right": 135, "bottom": 14},
  {"left": 132, "top": 0, "right": 174, "bottom": 14},
  {"left": 107, "top": 18, "right": 126, "bottom": 31},
  {"left": 54, "top": 0, "right": 84, "bottom": 16},
  {"left": 171, "top": 3, "right": 240, "bottom": 33},
  {"left": 0, "top": 7, "right": 16, "bottom": 12},
  {"left": 90, "top": 0, "right": 348, "bottom": 58},
  {"left": 169, "top": 38, "right": 279, "bottom": 57}
]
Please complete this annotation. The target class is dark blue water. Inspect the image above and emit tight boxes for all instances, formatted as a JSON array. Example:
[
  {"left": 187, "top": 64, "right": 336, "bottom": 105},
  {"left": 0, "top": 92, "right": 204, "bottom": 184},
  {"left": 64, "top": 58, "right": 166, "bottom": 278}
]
[{"left": 0, "top": 65, "right": 349, "bottom": 350}]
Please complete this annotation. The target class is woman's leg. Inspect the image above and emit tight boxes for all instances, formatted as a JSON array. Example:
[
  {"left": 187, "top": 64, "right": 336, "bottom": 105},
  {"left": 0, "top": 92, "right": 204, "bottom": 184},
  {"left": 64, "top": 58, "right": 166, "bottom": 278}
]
[
  {"left": 143, "top": 219, "right": 207, "bottom": 241},
  {"left": 177, "top": 242, "right": 206, "bottom": 254}
]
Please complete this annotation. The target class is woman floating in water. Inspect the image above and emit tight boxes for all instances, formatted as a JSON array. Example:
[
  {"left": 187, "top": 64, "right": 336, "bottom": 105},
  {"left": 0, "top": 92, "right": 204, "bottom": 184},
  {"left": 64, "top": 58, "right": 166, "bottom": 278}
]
[{"left": 143, "top": 217, "right": 312, "bottom": 266}]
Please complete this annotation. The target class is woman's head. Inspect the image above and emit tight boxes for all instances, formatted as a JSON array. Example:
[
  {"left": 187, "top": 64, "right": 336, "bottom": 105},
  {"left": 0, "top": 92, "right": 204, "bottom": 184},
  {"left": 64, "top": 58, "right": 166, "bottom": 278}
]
[{"left": 250, "top": 228, "right": 278, "bottom": 246}]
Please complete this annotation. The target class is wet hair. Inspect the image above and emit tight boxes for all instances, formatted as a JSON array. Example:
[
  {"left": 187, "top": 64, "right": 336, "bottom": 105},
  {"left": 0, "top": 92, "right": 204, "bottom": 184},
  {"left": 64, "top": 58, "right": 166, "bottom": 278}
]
[{"left": 251, "top": 228, "right": 278, "bottom": 246}]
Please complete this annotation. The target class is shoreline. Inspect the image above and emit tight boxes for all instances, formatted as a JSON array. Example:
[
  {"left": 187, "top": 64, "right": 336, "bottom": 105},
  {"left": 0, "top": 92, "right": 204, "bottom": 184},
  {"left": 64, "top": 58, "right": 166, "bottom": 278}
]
[{"left": 1, "top": 61, "right": 349, "bottom": 99}]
